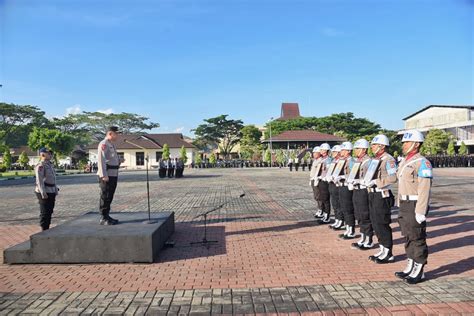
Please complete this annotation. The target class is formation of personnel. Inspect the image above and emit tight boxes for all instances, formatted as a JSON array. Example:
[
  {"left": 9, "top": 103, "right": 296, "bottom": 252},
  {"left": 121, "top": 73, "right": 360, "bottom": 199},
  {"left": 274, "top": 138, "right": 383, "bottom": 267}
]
[
  {"left": 309, "top": 130, "right": 432, "bottom": 284},
  {"left": 159, "top": 158, "right": 185, "bottom": 178},
  {"left": 426, "top": 154, "right": 473, "bottom": 168}
]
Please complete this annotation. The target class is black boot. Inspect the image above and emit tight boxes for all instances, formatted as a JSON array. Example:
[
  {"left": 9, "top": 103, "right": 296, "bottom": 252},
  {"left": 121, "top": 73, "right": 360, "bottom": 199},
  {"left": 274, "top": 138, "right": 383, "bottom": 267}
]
[
  {"left": 351, "top": 233, "right": 365, "bottom": 249},
  {"left": 368, "top": 245, "right": 384, "bottom": 261},
  {"left": 343, "top": 226, "right": 356, "bottom": 239},
  {"left": 395, "top": 259, "right": 414, "bottom": 279},
  {"left": 107, "top": 214, "right": 119, "bottom": 224},
  {"left": 359, "top": 235, "right": 374, "bottom": 250},
  {"left": 404, "top": 262, "right": 426, "bottom": 284}
]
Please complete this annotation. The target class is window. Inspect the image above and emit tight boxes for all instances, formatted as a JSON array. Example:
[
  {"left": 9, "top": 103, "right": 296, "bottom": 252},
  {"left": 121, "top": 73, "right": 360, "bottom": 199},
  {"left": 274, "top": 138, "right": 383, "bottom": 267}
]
[
  {"left": 117, "top": 152, "right": 124, "bottom": 161},
  {"left": 156, "top": 152, "right": 162, "bottom": 161},
  {"left": 136, "top": 152, "right": 145, "bottom": 166}
]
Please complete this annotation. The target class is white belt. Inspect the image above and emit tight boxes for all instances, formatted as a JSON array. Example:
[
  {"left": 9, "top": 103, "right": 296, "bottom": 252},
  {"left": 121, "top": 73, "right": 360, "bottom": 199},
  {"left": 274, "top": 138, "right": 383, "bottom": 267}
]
[
  {"left": 367, "top": 187, "right": 384, "bottom": 193},
  {"left": 400, "top": 195, "right": 418, "bottom": 201}
]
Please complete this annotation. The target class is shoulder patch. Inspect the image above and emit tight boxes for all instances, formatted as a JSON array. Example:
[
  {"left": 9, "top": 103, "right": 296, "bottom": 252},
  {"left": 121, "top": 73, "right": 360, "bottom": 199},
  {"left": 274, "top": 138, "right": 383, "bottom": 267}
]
[
  {"left": 101, "top": 143, "right": 107, "bottom": 151},
  {"left": 38, "top": 165, "right": 43, "bottom": 172},
  {"left": 386, "top": 159, "right": 397, "bottom": 175},
  {"left": 418, "top": 159, "right": 433, "bottom": 178}
]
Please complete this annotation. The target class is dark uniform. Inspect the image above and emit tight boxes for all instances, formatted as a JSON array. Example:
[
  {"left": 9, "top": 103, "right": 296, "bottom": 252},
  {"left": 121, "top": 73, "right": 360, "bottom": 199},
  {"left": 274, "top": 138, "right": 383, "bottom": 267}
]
[
  {"left": 367, "top": 152, "right": 397, "bottom": 263},
  {"left": 316, "top": 156, "right": 333, "bottom": 224},
  {"left": 396, "top": 152, "right": 432, "bottom": 284},
  {"left": 329, "top": 158, "right": 344, "bottom": 230},
  {"left": 34, "top": 151, "right": 58, "bottom": 230},
  {"left": 350, "top": 154, "right": 373, "bottom": 249},
  {"left": 97, "top": 135, "right": 121, "bottom": 225},
  {"left": 158, "top": 159, "right": 167, "bottom": 178},
  {"left": 337, "top": 155, "right": 356, "bottom": 238}
]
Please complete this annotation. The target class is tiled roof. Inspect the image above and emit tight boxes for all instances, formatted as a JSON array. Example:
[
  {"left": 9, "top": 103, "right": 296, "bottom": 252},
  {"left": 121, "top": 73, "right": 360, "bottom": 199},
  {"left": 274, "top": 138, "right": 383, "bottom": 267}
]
[
  {"left": 403, "top": 105, "right": 474, "bottom": 120},
  {"left": 263, "top": 130, "right": 345, "bottom": 142},
  {"left": 278, "top": 103, "right": 301, "bottom": 120},
  {"left": 88, "top": 133, "right": 195, "bottom": 150}
]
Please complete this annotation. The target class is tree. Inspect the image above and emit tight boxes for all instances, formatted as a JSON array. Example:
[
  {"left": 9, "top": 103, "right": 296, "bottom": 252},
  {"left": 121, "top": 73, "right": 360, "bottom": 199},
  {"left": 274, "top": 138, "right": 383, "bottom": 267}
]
[
  {"left": 162, "top": 144, "right": 170, "bottom": 160},
  {"left": 276, "top": 149, "right": 286, "bottom": 165},
  {"left": 28, "top": 128, "right": 75, "bottom": 164},
  {"left": 264, "top": 113, "right": 380, "bottom": 141},
  {"left": 264, "top": 149, "right": 271, "bottom": 164},
  {"left": 3, "top": 149, "right": 12, "bottom": 170},
  {"left": 18, "top": 151, "right": 30, "bottom": 169},
  {"left": 193, "top": 115, "right": 244, "bottom": 159},
  {"left": 459, "top": 141, "right": 468, "bottom": 155},
  {"left": 209, "top": 153, "right": 217, "bottom": 165},
  {"left": 0, "top": 103, "right": 49, "bottom": 147},
  {"left": 420, "top": 129, "right": 451, "bottom": 155},
  {"left": 240, "top": 125, "right": 263, "bottom": 160},
  {"left": 195, "top": 154, "right": 202, "bottom": 165},
  {"left": 447, "top": 140, "right": 456, "bottom": 156},
  {"left": 179, "top": 145, "right": 188, "bottom": 163}
]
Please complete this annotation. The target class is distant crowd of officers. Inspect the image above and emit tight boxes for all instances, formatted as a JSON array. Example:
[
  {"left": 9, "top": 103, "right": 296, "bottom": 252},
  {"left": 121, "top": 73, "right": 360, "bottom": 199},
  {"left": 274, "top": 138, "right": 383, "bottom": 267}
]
[
  {"left": 308, "top": 130, "right": 432, "bottom": 285},
  {"left": 158, "top": 158, "right": 185, "bottom": 178}
]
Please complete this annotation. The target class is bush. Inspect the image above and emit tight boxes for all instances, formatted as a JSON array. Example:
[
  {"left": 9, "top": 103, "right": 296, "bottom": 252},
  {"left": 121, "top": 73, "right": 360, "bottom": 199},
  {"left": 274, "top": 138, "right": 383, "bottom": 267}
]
[{"left": 0, "top": 164, "right": 6, "bottom": 173}]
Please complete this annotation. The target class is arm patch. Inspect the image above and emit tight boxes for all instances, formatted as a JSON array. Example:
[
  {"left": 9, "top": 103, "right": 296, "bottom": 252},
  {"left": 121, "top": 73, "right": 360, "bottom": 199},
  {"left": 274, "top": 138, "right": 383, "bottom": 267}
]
[{"left": 418, "top": 159, "right": 433, "bottom": 178}]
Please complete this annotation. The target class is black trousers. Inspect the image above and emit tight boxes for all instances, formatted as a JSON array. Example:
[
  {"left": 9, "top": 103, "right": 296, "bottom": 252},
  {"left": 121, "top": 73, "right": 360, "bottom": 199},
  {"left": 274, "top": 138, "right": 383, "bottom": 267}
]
[
  {"left": 99, "top": 176, "right": 118, "bottom": 217},
  {"left": 167, "top": 168, "right": 175, "bottom": 178},
  {"left": 317, "top": 181, "right": 331, "bottom": 215},
  {"left": 36, "top": 192, "right": 56, "bottom": 230},
  {"left": 329, "top": 183, "right": 342, "bottom": 220},
  {"left": 398, "top": 201, "right": 428, "bottom": 264},
  {"left": 158, "top": 168, "right": 166, "bottom": 178},
  {"left": 368, "top": 191, "right": 393, "bottom": 249},
  {"left": 353, "top": 189, "right": 373, "bottom": 237},
  {"left": 311, "top": 180, "right": 320, "bottom": 210},
  {"left": 289, "top": 163, "right": 293, "bottom": 171},
  {"left": 339, "top": 186, "right": 355, "bottom": 226},
  {"left": 295, "top": 163, "right": 299, "bottom": 171}
]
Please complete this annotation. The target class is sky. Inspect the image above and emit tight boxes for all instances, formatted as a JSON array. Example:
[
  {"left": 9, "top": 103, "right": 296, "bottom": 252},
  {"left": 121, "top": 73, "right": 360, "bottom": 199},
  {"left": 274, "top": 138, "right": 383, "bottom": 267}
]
[{"left": 0, "top": 0, "right": 473, "bottom": 136}]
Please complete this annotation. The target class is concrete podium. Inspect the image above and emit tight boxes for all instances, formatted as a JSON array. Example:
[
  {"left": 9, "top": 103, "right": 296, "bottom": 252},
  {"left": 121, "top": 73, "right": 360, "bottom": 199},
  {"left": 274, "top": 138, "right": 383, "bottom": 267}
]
[{"left": 4, "top": 212, "right": 175, "bottom": 264}]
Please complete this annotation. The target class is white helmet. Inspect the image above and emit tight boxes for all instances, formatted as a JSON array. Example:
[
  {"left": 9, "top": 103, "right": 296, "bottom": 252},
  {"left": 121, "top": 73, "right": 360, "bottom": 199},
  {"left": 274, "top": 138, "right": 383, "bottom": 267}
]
[
  {"left": 340, "top": 141, "right": 353, "bottom": 151},
  {"left": 332, "top": 145, "right": 341, "bottom": 152},
  {"left": 371, "top": 134, "right": 390, "bottom": 146},
  {"left": 402, "top": 130, "right": 424, "bottom": 143},
  {"left": 354, "top": 139, "right": 369, "bottom": 149},
  {"left": 320, "top": 143, "right": 331, "bottom": 151},
  {"left": 312, "top": 146, "right": 321, "bottom": 153}
]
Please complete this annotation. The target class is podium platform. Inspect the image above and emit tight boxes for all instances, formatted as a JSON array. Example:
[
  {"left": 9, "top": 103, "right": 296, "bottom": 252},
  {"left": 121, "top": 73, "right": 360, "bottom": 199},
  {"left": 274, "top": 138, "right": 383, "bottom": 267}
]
[{"left": 4, "top": 212, "right": 175, "bottom": 264}]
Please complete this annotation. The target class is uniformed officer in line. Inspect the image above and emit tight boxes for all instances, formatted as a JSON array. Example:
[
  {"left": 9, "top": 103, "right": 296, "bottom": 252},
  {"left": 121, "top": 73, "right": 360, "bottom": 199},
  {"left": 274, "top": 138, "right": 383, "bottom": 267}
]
[
  {"left": 328, "top": 145, "right": 344, "bottom": 230},
  {"left": 395, "top": 130, "right": 432, "bottom": 284},
  {"left": 309, "top": 146, "right": 322, "bottom": 218},
  {"left": 348, "top": 139, "right": 374, "bottom": 250},
  {"left": 316, "top": 143, "right": 332, "bottom": 224},
  {"left": 158, "top": 158, "right": 166, "bottom": 178},
  {"left": 288, "top": 157, "right": 294, "bottom": 171},
  {"left": 364, "top": 135, "right": 397, "bottom": 264},
  {"left": 97, "top": 126, "right": 124, "bottom": 225},
  {"left": 334, "top": 141, "right": 357, "bottom": 239},
  {"left": 34, "top": 147, "right": 59, "bottom": 230}
]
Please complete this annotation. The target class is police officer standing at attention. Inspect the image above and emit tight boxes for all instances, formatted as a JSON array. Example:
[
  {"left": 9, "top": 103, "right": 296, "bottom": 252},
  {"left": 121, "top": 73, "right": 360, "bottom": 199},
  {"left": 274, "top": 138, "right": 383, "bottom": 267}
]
[
  {"left": 97, "top": 126, "right": 123, "bottom": 225},
  {"left": 329, "top": 145, "right": 344, "bottom": 230},
  {"left": 395, "top": 130, "right": 432, "bottom": 284},
  {"left": 35, "top": 147, "right": 58, "bottom": 231},
  {"left": 350, "top": 139, "right": 374, "bottom": 250},
  {"left": 365, "top": 135, "right": 397, "bottom": 264},
  {"left": 309, "top": 146, "right": 322, "bottom": 218},
  {"left": 316, "top": 143, "right": 332, "bottom": 224},
  {"left": 335, "top": 142, "right": 357, "bottom": 239}
]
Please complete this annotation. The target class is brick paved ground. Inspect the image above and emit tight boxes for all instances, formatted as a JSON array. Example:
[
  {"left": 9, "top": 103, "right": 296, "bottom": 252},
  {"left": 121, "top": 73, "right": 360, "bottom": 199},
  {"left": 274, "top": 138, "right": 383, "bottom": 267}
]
[{"left": 0, "top": 168, "right": 473, "bottom": 315}]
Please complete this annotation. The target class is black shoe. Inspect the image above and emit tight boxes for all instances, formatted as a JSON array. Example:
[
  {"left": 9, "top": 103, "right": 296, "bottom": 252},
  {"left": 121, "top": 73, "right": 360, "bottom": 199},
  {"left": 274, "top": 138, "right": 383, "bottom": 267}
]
[
  {"left": 107, "top": 215, "right": 119, "bottom": 224},
  {"left": 359, "top": 243, "right": 374, "bottom": 250},
  {"left": 334, "top": 225, "right": 346, "bottom": 231},
  {"left": 375, "top": 254, "right": 394, "bottom": 264},
  {"left": 100, "top": 218, "right": 117, "bottom": 225},
  {"left": 404, "top": 262, "right": 426, "bottom": 284},
  {"left": 405, "top": 273, "right": 426, "bottom": 284},
  {"left": 395, "top": 259, "right": 414, "bottom": 279},
  {"left": 342, "top": 234, "right": 357, "bottom": 240}
]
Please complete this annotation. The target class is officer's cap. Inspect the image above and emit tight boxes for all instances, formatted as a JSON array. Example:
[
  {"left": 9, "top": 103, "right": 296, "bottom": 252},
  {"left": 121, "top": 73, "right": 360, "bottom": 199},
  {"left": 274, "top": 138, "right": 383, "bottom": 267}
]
[
  {"left": 39, "top": 147, "right": 51, "bottom": 154},
  {"left": 312, "top": 146, "right": 321, "bottom": 153},
  {"left": 340, "top": 142, "right": 353, "bottom": 151},
  {"left": 354, "top": 139, "right": 370, "bottom": 149},
  {"left": 332, "top": 145, "right": 341, "bottom": 152},
  {"left": 320, "top": 143, "right": 331, "bottom": 151},
  {"left": 371, "top": 134, "right": 390, "bottom": 146}
]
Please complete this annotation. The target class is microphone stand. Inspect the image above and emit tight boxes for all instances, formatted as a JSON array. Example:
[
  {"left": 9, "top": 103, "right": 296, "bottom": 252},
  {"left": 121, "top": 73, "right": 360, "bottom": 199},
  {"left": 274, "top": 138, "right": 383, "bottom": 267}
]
[
  {"left": 191, "top": 193, "right": 245, "bottom": 248},
  {"left": 124, "top": 138, "right": 155, "bottom": 224}
]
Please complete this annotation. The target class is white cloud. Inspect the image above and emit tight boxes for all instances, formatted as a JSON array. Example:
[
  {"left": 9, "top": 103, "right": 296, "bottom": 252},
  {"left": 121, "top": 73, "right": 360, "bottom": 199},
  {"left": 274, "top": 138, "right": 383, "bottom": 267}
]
[
  {"left": 97, "top": 108, "right": 114, "bottom": 114},
  {"left": 174, "top": 127, "right": 185, "bottom": 133},
  {"left": 321, "top": 27, "right": 344, "bottom": 37},
  {"left": 66, "top": 105, "right": 82, "bottom": 115}
]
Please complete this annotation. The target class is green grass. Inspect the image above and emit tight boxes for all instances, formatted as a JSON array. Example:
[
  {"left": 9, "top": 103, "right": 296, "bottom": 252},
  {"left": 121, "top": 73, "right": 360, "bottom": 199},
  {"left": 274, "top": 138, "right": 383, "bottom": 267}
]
[{"left": 0, "top": 170, "right": 35, "bottom": 178}]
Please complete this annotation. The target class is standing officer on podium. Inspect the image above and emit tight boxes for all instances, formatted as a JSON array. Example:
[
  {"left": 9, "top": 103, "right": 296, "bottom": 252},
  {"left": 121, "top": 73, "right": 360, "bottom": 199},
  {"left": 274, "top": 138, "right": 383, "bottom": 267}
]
[{"left": 97, "top": 126, "right": 124, "bottom": 225}]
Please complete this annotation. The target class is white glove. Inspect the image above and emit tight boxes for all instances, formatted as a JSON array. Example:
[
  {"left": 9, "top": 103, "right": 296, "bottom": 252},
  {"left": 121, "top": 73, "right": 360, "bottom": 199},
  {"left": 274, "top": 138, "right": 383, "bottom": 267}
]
[
  {"left": 415, "top": 213, "right": 426, "bottom": 224},
  {"left": 366, "top": 180, "right": 377, "bottom": 188},
  {"left": 309, "top": 180, "right": 312, "bottom": 186},
  {"left": 352, "top": 179, "right": 360, "bottom": 185}
]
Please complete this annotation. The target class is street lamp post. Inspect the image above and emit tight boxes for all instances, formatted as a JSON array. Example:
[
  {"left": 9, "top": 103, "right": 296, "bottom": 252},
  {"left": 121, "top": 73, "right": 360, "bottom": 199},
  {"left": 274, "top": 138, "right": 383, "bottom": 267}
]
[{"left": 269, "top": 117, "right": 274, "bottom": 167}]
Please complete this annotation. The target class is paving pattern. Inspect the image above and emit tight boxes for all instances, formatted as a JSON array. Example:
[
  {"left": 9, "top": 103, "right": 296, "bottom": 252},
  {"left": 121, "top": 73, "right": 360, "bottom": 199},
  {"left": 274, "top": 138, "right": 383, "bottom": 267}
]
[{"left": 0, "top": 167, "right": 473, "bottom": 315}]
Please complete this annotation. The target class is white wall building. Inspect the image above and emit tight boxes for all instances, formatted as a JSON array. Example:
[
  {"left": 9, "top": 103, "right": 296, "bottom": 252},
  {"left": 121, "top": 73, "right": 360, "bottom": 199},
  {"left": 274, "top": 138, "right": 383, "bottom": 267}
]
[
  {"left": 399, "top": 105, "right": 474, "bottom": 152},
  {"left": 88, "top": 133, "right": 197, "bottom": 169}
]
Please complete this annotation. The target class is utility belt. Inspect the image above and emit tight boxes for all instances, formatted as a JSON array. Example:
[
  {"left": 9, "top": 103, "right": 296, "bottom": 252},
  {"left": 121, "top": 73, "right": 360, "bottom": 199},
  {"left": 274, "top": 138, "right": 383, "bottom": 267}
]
[
  {"left": 400, "top": 195, "right": 418, "bottom": 201},
  {"left": 352, "top": 184, "right": 367, "bottom": 190},
  {"left": 106, "top": 164, "right": 120, "bottom": 170},
  {"left": 44, "top": 182, "right": 56, "bottom": 187}
]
